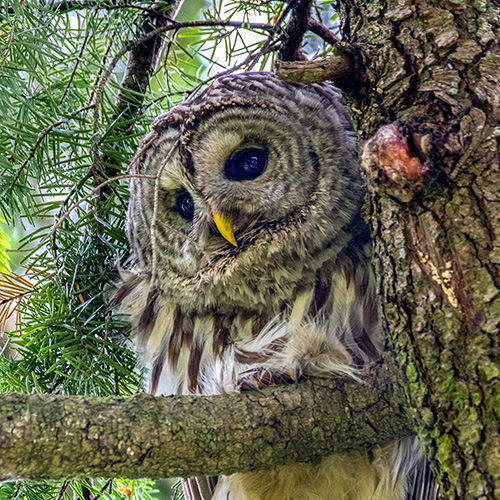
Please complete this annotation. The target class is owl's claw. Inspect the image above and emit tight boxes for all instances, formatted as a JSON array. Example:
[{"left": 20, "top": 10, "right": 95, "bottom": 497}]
[
  {"left": 287, "top": 366, "right": 303, "bottom": 386},
  {"left": 239, "top": 368, "right": 304, "bottom": 392},
  {"left": 239, "top": 376, "right": 266, "bottom": 395}
]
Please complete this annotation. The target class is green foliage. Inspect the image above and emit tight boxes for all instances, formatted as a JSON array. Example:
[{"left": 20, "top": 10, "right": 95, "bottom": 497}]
[
  {"left": 0, "top": 479, "right": 160, "bottom": 500},
  {"left": 0, "top": 0, "right": 338, "bottom": 498},
  {"left": 0, "top": 0, "right": 198, "bottom": 395}
]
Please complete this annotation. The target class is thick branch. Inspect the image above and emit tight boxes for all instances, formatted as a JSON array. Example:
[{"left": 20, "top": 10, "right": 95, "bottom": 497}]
[{"left": 0, "top": 359, "right": 413, "bottom": 481}]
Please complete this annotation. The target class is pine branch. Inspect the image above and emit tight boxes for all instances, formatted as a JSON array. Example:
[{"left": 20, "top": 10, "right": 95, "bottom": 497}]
[
  {"left": 90, "top": 0, "right": 177, "bottom": 205},
  {"left": 0, "top": 272, "right": 33, "bottom": 328},
  {"left": 8, "top": 105, "right": 95, "bottom": 195},
  {"left": 0, "top": 357, "right": 414, "bottom": 481},
  {"left": 7, "top": 1, "right": 169, "bottom": 15}
]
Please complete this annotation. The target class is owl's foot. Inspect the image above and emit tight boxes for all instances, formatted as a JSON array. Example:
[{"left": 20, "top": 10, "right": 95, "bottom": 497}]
[{"left": 239, "top": 366, "right": 305, "bottom": 391}]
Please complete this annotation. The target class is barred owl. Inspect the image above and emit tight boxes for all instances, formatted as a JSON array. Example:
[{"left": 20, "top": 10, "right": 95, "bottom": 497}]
[{"left": 118, "top": 72, "right": 427, "bottom": 500}]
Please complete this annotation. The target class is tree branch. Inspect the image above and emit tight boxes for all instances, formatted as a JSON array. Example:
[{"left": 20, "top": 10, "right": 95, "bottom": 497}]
[
  {"left": 274, "top": 15, "right": 355, "bottom": 86},
  {"left": 307, "top": 19, "right": 340, "bottom": 46},
  {"left": 278, "top": 0, "right": 314, "bottom": 61},
  {"left": 275, "top": 52, "right": 354, "bottom": 84},
  {"left": 90, "top": 0, "right": 176, "bottom": 197},
  {"left": 0, "top": 358, "right": 414, "bottom": 481}
]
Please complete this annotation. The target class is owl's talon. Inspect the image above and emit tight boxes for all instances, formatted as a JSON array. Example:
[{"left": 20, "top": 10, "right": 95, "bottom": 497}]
[
  {"left": 239, "top": 376, "right": 266, "bottom": 395},
  {"left": 287, "top": 367, "right": 303, "bottom": 385}
]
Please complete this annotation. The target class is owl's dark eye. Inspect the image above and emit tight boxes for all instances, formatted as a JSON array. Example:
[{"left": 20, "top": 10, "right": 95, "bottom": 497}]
[
  {"left": 224, "top": 148, "right": 267, "bottom": 181},
  {"left": 174, "top": 188, "right": 195, "bottom": 221}
]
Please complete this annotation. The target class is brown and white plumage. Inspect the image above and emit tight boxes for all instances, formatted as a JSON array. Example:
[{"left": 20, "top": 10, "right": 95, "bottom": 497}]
[{"left": 118, "top": 72, "right": 431, "bottom": 500}]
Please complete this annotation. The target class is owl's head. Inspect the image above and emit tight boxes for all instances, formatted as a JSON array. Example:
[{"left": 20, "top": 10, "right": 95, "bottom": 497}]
[{"left": 127, "top": 72, "right": 363, "bottom": 314}]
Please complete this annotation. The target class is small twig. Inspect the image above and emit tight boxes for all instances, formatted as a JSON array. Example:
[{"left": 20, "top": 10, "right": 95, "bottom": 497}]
[
  {"left": 50, "top": 174, "right": 156, "bottom": 239},
  {"left": 57, "top": 480, "right": 71, "bottom": 500},
  {"left": 6, "top": 248, "right": 38, "bottom": 253},
  {"left": 53, "top": 169, "right": 93, "bottom": 255},
  {"left": 307, "top": 19, "right": 341, "bottom": 46},
  {"left": 90, "top": 3, "right": 171, "bottom": 16},
  {"left": 6, "top": 1, "right": 156, "bottom": 16},
  {"left": 57, "top": 171, "right": 93, "bottom": 222},
  {"left": 59, "top": 14, "right": 94, "bottom": 104},
  {"left": 87, "top": 35, "right": 114, "bottom": 106},
  {"left": 38, "top": 0, "right": 158, "bottom": 13},
  {"left": 92, "top": 479, "right": 114, "bottom": 500},
  {"left": 0, "top": 13, "right": 17, "bottom": 69},
  {"left": 199, "top": 20, "right": 274, "bottom": 31},
  {"left": 0, "top": 290, "right": 33, "bottom": 307},
  {"left": 198, "top": 38, "right": 281, "bottom": 87}
]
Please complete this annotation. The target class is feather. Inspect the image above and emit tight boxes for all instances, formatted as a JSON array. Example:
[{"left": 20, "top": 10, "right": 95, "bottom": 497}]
[{"left": 407, "top": 456, "right": 439, "bottom": 500}]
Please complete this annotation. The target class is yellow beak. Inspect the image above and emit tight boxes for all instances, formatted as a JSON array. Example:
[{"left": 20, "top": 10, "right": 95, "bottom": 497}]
[{"left": 213, "top": 212, "right": 237, "bottom": 246}]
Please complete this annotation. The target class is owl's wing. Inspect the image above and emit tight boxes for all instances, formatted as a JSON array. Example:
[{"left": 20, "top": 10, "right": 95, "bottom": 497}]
[
  {"left": 407, "top": 458, "right": 439, "bottom": 500},
  {"left": 182, "top": 476, "right": 218, "bottom": 500}
]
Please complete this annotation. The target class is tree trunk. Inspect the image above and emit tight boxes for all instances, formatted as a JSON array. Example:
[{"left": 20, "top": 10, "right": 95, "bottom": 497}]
[{"left": 337, "top": 0, "right": 500, "bottom": 498}]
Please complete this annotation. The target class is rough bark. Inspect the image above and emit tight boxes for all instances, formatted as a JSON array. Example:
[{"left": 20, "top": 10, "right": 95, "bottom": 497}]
[
  {"left": 278, "top": 0, "right": 313, "bottom": 61},
  {"left": 0, "top": 359, "right": 413, "bottom": 481},
  {"left": 336, "top": 0, "right": 500, "bottom": 498}
]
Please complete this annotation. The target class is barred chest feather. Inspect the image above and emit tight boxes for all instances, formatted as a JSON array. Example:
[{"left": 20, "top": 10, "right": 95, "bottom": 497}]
[{"left": 118, "top": 245, "right": 381, "bottom": 398}]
